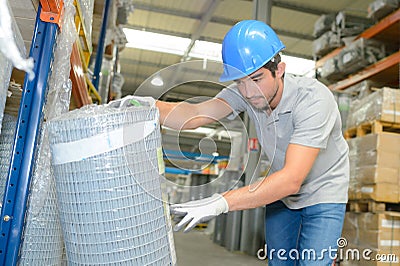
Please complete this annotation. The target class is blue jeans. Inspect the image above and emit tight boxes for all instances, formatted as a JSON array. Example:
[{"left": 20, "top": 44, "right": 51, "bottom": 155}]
[{"left": 265, "top": 201, "right": 346, "bottom": 266}]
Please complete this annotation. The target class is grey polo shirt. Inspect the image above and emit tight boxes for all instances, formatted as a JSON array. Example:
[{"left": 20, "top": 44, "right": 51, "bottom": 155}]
[{"left": 216, "top": 73, "right": 349, "bottom": 209}]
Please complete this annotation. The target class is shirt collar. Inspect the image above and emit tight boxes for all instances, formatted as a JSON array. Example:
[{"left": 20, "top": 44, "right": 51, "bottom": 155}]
[{"left": 272, "top": 74, "right": 297, "bottom": 116}]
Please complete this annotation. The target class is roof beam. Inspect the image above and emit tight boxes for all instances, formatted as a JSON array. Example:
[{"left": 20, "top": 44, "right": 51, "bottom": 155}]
[
  {"left": 130, "top": 1, "right": 314, "bottom": 41},
  {"left": 182, "top": 0, "right": 221, "bottom": 61},
  {"left": 270, "top": 0, "right": 371, "bottom": 25}
]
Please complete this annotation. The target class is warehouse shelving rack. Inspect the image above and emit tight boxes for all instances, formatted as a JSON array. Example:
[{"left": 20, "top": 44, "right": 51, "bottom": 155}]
[
  {"left": 0, "top": 2, "right": 61, "bottom": 265},
  {"left": 316, "top": 8, "right": 400, "bottom": 91},
  {"left": 70, "top": 0, "right": 98, "bottom": 107},
  {"left": 0, "top": 0, "right": 112, "bottom": 263}
]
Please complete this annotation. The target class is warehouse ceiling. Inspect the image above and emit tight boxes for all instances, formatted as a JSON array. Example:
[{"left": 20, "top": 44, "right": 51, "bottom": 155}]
[
  {"left": 9, "top": 0, "right": 375, "bottom": 162},
  {"left": 117, "top": 0, "right": 372, "bottom": 101},
  {"left": 9, "top": 0, "right": 373, "bottom": 103}
]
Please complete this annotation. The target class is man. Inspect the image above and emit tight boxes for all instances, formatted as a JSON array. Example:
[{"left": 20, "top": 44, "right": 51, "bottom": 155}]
[{"left": 156, "top": 20, "right": 349, "bottom": 265}]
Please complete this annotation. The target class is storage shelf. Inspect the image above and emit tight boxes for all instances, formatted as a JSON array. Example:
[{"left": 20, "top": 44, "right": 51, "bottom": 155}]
[
  {"left": 328, "top": 51, "right": 400, "bottom": 91},
  {"left": 316, "top": 9, "right": 400, "bottom": 69}
]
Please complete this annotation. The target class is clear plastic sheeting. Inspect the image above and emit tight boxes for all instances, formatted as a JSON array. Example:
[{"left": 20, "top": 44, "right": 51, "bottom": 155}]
[
  {"left": 0, "top": 0, "right": 23, "bottom": 133},
  {"left": 78, "top": 0, "right": 95, "bottom": 44},
  {"left": 368, "top": 0, "right": 399, "bottom": 21},
  {"left": 47, "top": 101, "right": 176, "bottom": 265},
  {"left": 0, "top": 114, "right": 17, "bottom": 210},
  {"left": 337, "top": 38, "right": 386, "bottom": 75},
  {"left": 0, "top": 52, "right": 13, "bottom": 134},
  {"left": 18, "top": 0, "right": 75, "bottom": 264},
  {"left": 18, "top": 126, "right": 64, "bottom": 265},
  {"left": 0, "top": 0, "right": 34, "bottom": 80},
  {"left": 313, "top": 14, "right": 335, "bottom": 38},
  {"left": 44, "top": 0, "right": 76, "bottom": 121},
  {"left": 346, "top": 87, "right": 400, "bottom": 129},
  {"left": 312, "top": 31, "right": 342, "bottom": 58}
]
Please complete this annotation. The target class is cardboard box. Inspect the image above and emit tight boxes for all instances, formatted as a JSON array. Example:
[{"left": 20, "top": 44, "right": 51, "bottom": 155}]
[
  {"left": 361, "top": 183, "right": 399, "bottom": 203},
  {"left": 355, "top": 166, "right": 399, "bottom": 184},
  {"left": 347, "top": 87, "right": 400, "bottom": 128},
  {"left": 341, "top": 212, "right": 400, "bottom": 265}
]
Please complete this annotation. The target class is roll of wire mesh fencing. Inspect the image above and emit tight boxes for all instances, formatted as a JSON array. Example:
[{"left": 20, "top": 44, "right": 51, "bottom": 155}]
[
  {"left": 18, "top": 124, "right": 64, "bottom": 265},
  {"left": 47, "top": 98, "right": 176, "bottom": 265},
  {"left": 0, "top": 114, "right": 17, "bottom": 210}
]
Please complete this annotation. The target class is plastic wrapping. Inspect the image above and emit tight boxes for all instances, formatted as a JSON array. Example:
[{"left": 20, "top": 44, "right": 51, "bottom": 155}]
[
  {"left": 18, "top": 126, "right": 65, "bottom": 265},
  {"left": 319, "top": 56, "right": 344, "bottom": 81},
  {"left": 44, "top": 0, "right": 76, "bottom": 121},
  {"left": 312, "top": 31, "right": 342, "bottom": 58},
  {"left": 346, "top": 133, "right": 400, "bottom": 202},
  {"left": 18, "top": 1, "right": 76, "bottom": 264},
  {"left": 0, "top": 52, "right": 13, "bottom": 134},
  {"left": 0, "top": 114, "right": 17, "bottom": 209},
  {"left": 0, "top": 0, "right": 34, "bottom": 80},
  {"left": 368, "top": 0, "right": 399, "bottom": 21},
  {"left": 335, "top": 11, "right": 368, "bottom": 38},
  {"left": 346, "top": 87, "right": 400, "bottom": 129},
  {"left": 343, "top": 80, "right": 373, "bottom": 101},
  {"left": 116, "top": 1, "right": 134, "bottom": 25},
  {"left": 337, "top": 38, "right": 386, "bottom": 75},
  {"left": 0, "top": 0, "right": 24, "bottom": 133},
  {"left": 78, "top": 0, "right": 95, "bottom": 44},
  {"left": 313, "top": 14, "right": 335, "bottom": 38},
  {"left": 341, "top": 212, "right": 400, "bottom": 265},
  {"left": 111, "top": 72, "right": 124, "bottom": 100},
  {"left": 47, "top": 99, "right": 176, "bottom": 265}
]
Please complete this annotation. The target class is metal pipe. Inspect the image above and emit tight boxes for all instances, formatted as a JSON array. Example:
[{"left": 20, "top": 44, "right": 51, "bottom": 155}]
[
  {"left": 0, "top": 5, "right": 58, "bottom": 265},
  {"left": 92, "top": 0, "right": 112, "bottom": 90}
]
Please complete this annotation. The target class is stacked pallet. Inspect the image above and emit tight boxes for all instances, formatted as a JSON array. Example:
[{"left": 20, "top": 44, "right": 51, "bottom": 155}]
[
  {"left": 340, "top": 87, "right": 400, "bottom": 265},
  {"left": 345, "top": 87, "right": 400, "bottom": 203},
  {"left": 341, "top": 211, "right": 400, "bottom": 265}
]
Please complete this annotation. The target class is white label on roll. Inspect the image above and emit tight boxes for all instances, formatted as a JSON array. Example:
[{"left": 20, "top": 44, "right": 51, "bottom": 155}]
[{"left": 51, "top": 120, "right": 158, "bottom": 165}]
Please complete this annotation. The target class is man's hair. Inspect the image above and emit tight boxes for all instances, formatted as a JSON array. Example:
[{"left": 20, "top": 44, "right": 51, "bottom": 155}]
[{"left": 263, "top": 54, "right": 281, "bottom": 78}]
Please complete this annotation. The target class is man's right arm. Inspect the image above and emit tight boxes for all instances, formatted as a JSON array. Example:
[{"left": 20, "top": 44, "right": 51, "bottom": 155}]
[{"left": 156, "top": 98, "right": 233, "bottom": 130}]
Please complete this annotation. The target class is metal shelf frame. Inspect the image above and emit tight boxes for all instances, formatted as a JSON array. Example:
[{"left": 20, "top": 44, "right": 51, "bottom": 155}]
[
  {"left": 0, "top": 3, "right": 59, "bottom": 265},
  {"left": 92, "top": 0, "right": 112, "bottom": 91}
]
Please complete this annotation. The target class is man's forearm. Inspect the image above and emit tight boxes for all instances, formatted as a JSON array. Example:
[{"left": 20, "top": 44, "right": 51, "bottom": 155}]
[
  {"left": 222, "top": 169, "right": 300, "bottom": 211},
  {"left": 156, "top": 100, "right": 200, "bottom": 130}
]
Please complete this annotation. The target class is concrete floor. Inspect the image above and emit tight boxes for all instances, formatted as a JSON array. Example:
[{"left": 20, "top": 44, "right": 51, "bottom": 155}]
[{"left": 173, "top": 230, "right": 266, "bottom": 266}]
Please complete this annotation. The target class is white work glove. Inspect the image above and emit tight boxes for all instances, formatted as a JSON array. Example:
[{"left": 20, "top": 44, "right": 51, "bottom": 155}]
[{"left": 170, "top": 194, "right": 229, "bottom": 233}]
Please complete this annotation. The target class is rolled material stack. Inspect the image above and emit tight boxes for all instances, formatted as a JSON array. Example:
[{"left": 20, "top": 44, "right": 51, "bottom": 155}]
[{"left": 48, "top": 101, "right": 176, "bottom": 265}]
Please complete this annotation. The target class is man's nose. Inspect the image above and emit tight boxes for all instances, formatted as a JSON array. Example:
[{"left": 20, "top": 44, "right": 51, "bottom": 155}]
[{"left": 242, "top": 81, "right": 257, "bottom": 98}]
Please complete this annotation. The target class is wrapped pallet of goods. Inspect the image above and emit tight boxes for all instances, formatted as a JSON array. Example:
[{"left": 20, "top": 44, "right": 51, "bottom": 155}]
[{"left": 340, "top": 211, "right": 400, "bottom": 266}]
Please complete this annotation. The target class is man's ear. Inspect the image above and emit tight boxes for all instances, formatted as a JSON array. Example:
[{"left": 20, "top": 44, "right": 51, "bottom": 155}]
[{"left": 276, "top": 62, "right": 286, "bottom": 78}]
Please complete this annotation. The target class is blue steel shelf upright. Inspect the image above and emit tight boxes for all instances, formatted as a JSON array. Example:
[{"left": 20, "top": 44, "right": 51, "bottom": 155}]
[{"left": 0, "top": 1, "right": 62, "bottom": 265}]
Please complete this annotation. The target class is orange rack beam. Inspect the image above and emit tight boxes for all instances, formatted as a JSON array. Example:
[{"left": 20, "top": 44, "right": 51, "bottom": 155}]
[{"left": 39, "top": 0, "right": 64, "bottom": 26}]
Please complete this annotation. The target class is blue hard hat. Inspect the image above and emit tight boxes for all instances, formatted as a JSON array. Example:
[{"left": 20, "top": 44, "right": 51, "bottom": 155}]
[{"left": 219, "top": 20, "right": 285, "bottom": 82}]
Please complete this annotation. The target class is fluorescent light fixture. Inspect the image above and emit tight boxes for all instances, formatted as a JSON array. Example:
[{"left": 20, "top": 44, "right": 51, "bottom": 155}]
[
  {"left": 123, "top": 28, "right": 190, "bottom": 56},
  {"left": 123, "top": 28, "right": 315, "bottom": 77},
  {"left": 190, "top": 40, "right": 222, "bottom": 61},
  {"left": 151, "top": 73, "right": 164, "bottom": 86}
]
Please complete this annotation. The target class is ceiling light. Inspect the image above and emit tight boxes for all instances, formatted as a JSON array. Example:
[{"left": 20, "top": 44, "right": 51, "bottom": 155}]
[
  {"left": 122, "top": 28, "right": 316, "bottom": 77},
  {"left": 151, "top": 73, "right": 164, "bottom": 86}
]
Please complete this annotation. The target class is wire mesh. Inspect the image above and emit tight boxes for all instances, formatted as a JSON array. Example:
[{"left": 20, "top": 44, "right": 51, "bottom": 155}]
[
  {"left": 0, "top": 114, "right": 17, "bottom": 209},
  {"left": 18, "top": 125, "right": 64, "bottom": 265},
  {"left": 48, "top": 105, "right": 175, "bottom": 265}
]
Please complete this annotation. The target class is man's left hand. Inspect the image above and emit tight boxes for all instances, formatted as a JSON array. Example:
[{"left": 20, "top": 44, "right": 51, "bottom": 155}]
[{"left": 170, "top": 194, "right": 229, "bottom": 232}]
